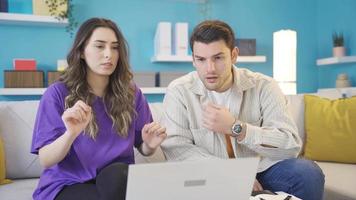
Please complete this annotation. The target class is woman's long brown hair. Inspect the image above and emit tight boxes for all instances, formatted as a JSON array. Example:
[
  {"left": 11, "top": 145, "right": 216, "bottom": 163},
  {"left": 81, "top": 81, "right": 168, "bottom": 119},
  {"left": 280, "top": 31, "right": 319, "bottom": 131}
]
[{"left": 61, "top": 18, "right": 135, "bottom": 139}]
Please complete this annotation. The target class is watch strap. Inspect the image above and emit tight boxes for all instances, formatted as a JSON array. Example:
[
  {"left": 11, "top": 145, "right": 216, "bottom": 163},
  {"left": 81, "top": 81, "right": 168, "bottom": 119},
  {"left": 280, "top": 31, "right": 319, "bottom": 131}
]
[{"left": 224, "top": 134, "right": 235, "bottom": 158}]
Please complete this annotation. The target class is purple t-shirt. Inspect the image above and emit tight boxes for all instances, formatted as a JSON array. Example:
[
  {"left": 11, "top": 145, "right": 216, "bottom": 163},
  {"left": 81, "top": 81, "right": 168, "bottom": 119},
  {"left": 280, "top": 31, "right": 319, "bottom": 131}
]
[{"left": 30, "top": 82, "right": 152, "bottom": 200}]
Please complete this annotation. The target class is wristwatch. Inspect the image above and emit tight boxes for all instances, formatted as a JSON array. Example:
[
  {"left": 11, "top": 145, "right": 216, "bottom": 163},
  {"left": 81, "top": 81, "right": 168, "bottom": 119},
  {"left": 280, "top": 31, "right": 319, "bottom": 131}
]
[{"left": 231, "top": 121, "right": 243, "bottom": 137}]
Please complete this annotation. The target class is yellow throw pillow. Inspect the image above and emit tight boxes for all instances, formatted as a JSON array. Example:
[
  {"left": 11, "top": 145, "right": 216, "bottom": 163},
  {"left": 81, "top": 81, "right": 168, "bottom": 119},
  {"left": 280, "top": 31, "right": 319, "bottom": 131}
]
[
  {"left": 304, "top": 95, "right": 356, "bottom": 163},
  {"left": 0, "top": 137, "right": 11, "bottom": 185}
]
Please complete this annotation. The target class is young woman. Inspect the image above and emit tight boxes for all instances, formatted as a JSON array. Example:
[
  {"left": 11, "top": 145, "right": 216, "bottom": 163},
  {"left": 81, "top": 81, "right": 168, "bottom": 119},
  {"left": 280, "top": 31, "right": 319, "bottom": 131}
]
[{"left": 31, "top": 18, "right": 167, "bottom": 200}]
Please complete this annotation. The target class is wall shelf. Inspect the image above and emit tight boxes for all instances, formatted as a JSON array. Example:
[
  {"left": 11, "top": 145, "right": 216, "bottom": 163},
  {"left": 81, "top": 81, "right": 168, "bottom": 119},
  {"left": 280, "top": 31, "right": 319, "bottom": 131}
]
[
  {"left": 237, "top": 56, "right": 266, "bottom": 62},
  {"left": 141, "top": 87, "right": 166, "bottom": 94},
  {"left": 317, "top": 87, "right": 356, "bottom": 99},
  {"left": 151, "top": 55, "right": 192, "bottom": 62},
  {"left": 0, "top": 12, "right": 68, "bottom": 26},
  {"left": 151, "top": 55, "right": 267, "bottom": 63},
  {"left": 0, "top": 87, "right": 167, "bottom": 96},
  {"left": 316, "top": 56, "right": 356, "bottom": 66}
]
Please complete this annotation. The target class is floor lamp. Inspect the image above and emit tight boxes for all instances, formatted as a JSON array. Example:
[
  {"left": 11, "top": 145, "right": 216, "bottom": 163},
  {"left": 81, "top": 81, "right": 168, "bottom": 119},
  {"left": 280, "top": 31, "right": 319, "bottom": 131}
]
[{"left": 273, "top": 30, "right": 297, "bottom": 95}]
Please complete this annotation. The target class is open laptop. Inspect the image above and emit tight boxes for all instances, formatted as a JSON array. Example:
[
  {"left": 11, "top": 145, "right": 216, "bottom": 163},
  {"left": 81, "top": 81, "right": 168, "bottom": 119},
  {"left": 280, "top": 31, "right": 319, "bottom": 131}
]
[{"left": 126, "top": 157, "right": 259, "bottom": 200}]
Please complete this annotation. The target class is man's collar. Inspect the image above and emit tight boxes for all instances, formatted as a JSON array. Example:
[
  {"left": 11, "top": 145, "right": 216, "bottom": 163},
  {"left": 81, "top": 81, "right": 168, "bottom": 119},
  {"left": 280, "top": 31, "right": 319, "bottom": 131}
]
[
  {"left": 190, "top": 73, "right": 205, "bottom": 96},
  {"left": 190, "top": 65, "right": 256, "bottom": 96},
  {"left": 232, "top": 65, "right": 256, "bottom": 92}
]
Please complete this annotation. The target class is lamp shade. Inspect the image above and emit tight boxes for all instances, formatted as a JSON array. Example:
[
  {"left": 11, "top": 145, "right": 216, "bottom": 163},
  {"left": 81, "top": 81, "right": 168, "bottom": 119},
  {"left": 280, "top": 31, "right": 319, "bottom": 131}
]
[{"left": 273, "top": 30, "right": 297, "bottom": 94}]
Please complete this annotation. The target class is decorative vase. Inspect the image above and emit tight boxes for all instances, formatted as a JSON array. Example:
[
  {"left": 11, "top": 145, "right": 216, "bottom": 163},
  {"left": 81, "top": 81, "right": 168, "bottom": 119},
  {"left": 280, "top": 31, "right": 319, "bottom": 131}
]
[
  {"left": 333, "top": 46, "right": 346, "bottom": 57},
  {"left": 335, "top": 73, "right": 351, "bottom": 88}
]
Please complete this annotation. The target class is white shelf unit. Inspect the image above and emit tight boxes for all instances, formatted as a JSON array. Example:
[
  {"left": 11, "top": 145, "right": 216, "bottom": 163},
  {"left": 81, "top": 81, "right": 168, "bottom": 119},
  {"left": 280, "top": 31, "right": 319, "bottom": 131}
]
[
  {"left": 151, "top": 55, "right": 192, "bottom": 62},
  {"left": 0, "top": 12, "right": 68, "bottom": 26},
  {"left": 0, "top": 87, "right": 167, "bottom": 96},
  {"left": 151, "top": 55, "right": 266, "bottom": 63},
  {"left": 141, "top": 87, "right": 166, "bottom": 94},
  {"left": 316, "top": 56, "right": 356, "bottom": 66},
  {"left": 237, "top": 56, "right": 266, "bottom": 62},
  {"left": 317, "top": 87, "right": 356, "bottom": 99}
]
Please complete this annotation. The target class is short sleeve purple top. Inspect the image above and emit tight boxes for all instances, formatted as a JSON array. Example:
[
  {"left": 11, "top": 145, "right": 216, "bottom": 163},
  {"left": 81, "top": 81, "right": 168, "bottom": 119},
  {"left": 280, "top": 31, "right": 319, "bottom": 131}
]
[{"left": 31, "top": 82, "right": 152, "bottom": 200}]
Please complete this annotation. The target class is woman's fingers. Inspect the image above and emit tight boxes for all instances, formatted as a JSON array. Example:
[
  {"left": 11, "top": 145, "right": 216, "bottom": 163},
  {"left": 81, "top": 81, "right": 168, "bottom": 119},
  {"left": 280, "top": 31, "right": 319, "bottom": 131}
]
[
  {"left": 63, "top": 101, "right": 92, "bottom": 123},
  {"left": 76, "top": 100, "right": 91, "bottom": 113},
  {"left": 145, "top": 122, "right": 167, "bottom": 136},
  {"left": 156, "top": 126, "right": 167, "bottom": 136}
]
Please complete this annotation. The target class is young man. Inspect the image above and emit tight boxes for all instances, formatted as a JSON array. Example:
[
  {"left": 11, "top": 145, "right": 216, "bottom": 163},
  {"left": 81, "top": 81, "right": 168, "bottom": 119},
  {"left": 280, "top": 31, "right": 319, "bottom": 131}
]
[{"left": 161, "top": 20, "right": 324, "bottom": 200}]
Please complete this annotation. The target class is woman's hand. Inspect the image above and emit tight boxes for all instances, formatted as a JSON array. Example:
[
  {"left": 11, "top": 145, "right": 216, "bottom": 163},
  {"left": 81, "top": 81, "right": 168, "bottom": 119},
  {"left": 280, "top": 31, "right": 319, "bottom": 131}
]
[
  {"left": 141, "top": 122, "right": 167, "bottom": 155},
  {"left": 62, "top": 100, "right": 92, "bottom": 138},
  {"left": 39, "top": 100, "right": 92, "bottom": 168}
]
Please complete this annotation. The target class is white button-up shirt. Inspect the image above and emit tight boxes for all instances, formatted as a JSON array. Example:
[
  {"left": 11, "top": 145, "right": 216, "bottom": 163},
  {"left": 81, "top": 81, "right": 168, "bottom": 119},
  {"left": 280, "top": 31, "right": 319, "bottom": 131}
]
[{"left": 161, "top": 66, "right": 302, "bottom": 172}]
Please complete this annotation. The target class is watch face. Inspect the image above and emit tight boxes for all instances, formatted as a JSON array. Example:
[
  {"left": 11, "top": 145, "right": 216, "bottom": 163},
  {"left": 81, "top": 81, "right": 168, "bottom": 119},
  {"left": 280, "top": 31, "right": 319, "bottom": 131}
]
[{"left": 232, "top": 123, "right": 242, "bottom": 136}]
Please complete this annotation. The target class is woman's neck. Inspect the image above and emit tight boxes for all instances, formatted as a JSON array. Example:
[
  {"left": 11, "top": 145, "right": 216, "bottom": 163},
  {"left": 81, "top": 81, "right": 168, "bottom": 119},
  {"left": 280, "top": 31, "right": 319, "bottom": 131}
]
[{"left": 87, "top": 72, "right": 109, "bottom": 97}]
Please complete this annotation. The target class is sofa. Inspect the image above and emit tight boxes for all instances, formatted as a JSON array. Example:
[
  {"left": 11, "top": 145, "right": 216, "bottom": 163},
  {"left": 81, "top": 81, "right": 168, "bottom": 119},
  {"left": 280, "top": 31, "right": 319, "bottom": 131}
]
[{"left": 0, "top": 91, "right": 355, "bottom": 200}]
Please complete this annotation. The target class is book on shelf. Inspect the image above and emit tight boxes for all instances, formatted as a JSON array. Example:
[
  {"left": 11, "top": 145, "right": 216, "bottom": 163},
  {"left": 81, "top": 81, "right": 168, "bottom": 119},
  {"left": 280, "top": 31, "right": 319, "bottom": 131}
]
[
  {"left": 0, "top": 0, "right": 8, "bottom": 12},
  {"left": 159, "top": 71, "right": 188, "bottom": 87},
  {"left": 47, "top": 71, "right": 62, "bottom": 86},
  {"left": 154, "top": 22, "right": 172, "bottom": 56},
  {"left": 7, "top": 0, "right": 32, "bottom": 14},
  {"left": 235, "top": 39, "right": 256, "bottom": 56},
  {"left": 133, "top": 72, "right": 157, "bottom": 87},
  {"left": 174, "top": 22, "right": 189, "bottom": 56},
  {"left": 4, "top": 70, "right": 44, "bottom": 88},
  {"left": 13, "top": 59, "right": 37, "bottom": 70}
]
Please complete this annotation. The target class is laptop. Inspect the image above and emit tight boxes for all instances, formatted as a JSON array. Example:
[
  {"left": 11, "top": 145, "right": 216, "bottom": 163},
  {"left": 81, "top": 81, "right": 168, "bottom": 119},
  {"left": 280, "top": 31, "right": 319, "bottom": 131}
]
[{"left": 126, "top": 157, "right": 259, "bottom": 200}]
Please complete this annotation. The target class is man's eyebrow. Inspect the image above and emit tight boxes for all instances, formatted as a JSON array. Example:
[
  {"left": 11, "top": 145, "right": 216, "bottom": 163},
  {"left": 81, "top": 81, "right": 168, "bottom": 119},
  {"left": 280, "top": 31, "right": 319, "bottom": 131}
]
[
  {"left": 194, "top": 52, "right": 224, "bottom": 58},
  {"left": 193, "top": 54, "right": 205, "bottom": 58},
  {"left": 212, "top": 52, "right": 224, "bottom": 57}
]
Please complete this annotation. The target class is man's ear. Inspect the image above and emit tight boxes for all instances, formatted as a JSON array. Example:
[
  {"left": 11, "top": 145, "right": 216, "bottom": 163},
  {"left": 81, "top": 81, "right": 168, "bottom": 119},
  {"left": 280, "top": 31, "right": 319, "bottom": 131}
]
[
  {"left": 192, "top": 53, "right": 197, "bottom": 68},
  {"left": 231, "top": 47, "right": 238, "bottom": 63}
]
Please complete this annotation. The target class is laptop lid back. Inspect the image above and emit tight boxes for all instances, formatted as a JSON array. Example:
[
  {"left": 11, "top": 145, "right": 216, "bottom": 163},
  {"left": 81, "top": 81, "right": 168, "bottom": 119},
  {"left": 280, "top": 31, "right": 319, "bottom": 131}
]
[{"left": 126, "top": 157, "right": 259, "bottom": 200}]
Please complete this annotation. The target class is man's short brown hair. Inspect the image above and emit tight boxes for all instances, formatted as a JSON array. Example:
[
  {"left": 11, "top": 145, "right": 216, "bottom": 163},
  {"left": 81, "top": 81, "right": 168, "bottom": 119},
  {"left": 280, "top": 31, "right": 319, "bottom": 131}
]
[{"left": 190, "top": 20, "right": 236, "bottom": 52}]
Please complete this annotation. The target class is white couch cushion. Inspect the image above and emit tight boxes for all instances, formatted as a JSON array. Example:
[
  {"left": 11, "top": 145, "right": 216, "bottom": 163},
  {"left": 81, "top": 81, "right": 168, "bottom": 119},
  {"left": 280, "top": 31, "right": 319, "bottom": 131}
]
[
  {"left": 285, "top": 94, "right": 305, "bottom": 142},
  {"left": 0, "top": 101, "right": 43, "bottom": 179},
  {"left": 134, "top": 103, "right": 166, "bottom": 164},
  {"left": 0, "top": 178, "right": 38, "bottom": 200},
  {"left": 0, "top": 101, "right": 167, "bottom": 180},
  {"left": 317, "top": 162, "right": 356, "bottom": 200}
]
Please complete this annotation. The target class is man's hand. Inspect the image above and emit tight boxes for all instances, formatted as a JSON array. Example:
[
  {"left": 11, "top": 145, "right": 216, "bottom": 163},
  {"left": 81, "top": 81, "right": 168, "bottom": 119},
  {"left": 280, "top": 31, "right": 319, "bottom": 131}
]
[
  {"left": 202, "top": 102, "right": 235, "bottom": 135},
  {"left": 62, "top": 100, "right": 92, "bottom": 138}
]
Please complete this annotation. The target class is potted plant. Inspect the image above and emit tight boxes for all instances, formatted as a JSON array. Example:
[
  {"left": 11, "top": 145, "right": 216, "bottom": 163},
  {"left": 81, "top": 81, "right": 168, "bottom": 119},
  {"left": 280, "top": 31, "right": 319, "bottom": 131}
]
[
  {"left": 332, "top": 32, "right": 345, "bottom": 57},
  {"left": 199, "top": 0, "right": 211, "bottom": 20},
  {"left": 45, "top": 0, "right": 78, "bottom": 37}
]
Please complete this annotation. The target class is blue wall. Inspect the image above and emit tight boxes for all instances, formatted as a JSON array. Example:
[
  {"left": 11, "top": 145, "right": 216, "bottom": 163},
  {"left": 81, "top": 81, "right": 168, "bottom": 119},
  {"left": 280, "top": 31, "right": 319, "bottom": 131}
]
[
  {"left": 317, "top": 0, "right": 356, "bottom": 89},
  {"left": 210, "top": 0, "right": 318, "bottom": 93},
  {"left": 0, "top": 0, "right": 199, "bottom": 89},
  {"left": 1, "top": 0, "right": 355, "bottom": 101}
]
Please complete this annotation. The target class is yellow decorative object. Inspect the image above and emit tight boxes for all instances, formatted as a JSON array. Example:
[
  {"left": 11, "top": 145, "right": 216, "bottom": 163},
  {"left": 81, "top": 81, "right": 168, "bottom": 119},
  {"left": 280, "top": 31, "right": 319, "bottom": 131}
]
[
  {"left": 57, "top": 59, "right": 68, "bottom": 71},
  {"left": 304, "top": 95, "right": 356, "bottom": 163},
  {"left": 0, "top": 137, "right": 11, "bottom": 185},
  {"left": 32, "top": 0, "right": 68, "bottom": 16}
]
